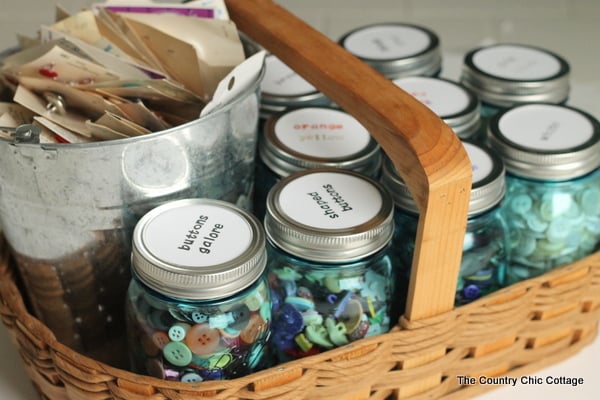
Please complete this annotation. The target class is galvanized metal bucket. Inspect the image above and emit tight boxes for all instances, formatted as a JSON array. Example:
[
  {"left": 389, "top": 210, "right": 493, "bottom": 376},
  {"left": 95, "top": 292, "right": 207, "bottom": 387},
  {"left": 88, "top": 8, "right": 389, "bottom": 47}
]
[{"left": 0, "top": 43, "right": 264, "bottom": 367}]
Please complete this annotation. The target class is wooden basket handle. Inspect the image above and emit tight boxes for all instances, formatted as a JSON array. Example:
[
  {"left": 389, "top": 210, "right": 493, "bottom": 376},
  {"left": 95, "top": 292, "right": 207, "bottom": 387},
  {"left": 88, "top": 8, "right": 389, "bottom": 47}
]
[{"left": 225, "top": 0, "right": 472, "bottom": 321}]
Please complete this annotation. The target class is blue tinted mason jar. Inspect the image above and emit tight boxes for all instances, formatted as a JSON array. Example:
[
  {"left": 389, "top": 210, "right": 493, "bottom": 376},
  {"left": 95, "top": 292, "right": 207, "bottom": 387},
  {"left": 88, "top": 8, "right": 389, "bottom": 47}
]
[
  {"left": 460, "top": 43, "right": 570, "bottom": 142},
  {"left": 339, "top": 23, "right": 442, "bottom": 78},
  {"left": 260, "top": 54, "right": 331, "bottom": 124},
  {"left": 381, "top": 142, "right": 509, "bottom": 304},
  {"left": 125, "top": 199, "right": 272, "bottom": 381},
  {"left": 392, "top": 76, "right": 481, "bottom": 140},
  {"left": 253, "top": 106, "right": 382, "bottom": 220},
  {"left": 487, "top": 103, "right": 600, "bottom": 284},
  {"left": 264, "top": 169, "right": 396, "bottom": 361}
]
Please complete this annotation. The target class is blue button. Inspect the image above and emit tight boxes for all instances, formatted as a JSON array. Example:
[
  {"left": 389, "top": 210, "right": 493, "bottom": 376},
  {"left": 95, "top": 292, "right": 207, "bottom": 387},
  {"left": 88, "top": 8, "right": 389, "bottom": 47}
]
[{"left": 463, "top": 284, "right": 480, "bottom": 300}]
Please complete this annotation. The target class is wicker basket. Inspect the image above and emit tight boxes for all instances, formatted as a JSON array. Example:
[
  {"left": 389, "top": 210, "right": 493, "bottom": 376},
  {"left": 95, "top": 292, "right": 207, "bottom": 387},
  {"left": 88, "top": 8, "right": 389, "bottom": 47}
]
[{"left": 1, "top": 1, "right": 599, "bottom": 399}]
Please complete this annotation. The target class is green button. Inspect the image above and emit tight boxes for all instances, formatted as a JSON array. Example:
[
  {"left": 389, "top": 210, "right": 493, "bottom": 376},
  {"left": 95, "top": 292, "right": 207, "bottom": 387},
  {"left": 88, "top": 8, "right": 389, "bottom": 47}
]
[
  {"left": 163, "top": 341, "right": 193, "bottom": 367},
  {"left": 325, "top": 318, "right": 349, "bottom": 346},
  {"left": 510, "top": 194, "right": 533, "bottom": 214},
  {"left": 581, "top": 188, "right": 600, "bottom": 216},
  {"left": 305, "top": 324, "right": 333, "bottom": 349}
]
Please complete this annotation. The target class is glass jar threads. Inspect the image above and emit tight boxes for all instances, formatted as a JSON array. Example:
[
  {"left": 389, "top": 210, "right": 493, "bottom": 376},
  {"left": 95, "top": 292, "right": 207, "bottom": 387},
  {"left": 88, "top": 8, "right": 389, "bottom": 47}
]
[
  {"left": 392, "top": 76, "right": 481, "bottom": 140},
  {"left": 339, "top": 23, "right": 442, "bottom": 78},
  {"left": 460, "top": 43, "right": 570, "bottom": 118},
  {"left": 487, "top": 103, "right": 600, "bottom": 283},
  {"left": 125, "top": 199, "right": 271, "bottom": 381},
  {"left": 264, "top": 168, "right": 396, "bottom": 361},
  {"left": 253, "top": 106, "right": 382, "bottom": 220},
  {"left": 260, "top": 54, "right": 331, "bottom": 122},
  {"left": 381, "top": 142, "right": 509, "bottom": 304}
]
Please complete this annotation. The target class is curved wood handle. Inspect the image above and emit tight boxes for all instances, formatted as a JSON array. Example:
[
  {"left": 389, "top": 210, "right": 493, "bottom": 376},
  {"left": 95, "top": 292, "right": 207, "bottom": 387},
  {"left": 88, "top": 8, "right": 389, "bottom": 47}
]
[{"left": 226, "top": 0, "right": 472, "bottom": 320}]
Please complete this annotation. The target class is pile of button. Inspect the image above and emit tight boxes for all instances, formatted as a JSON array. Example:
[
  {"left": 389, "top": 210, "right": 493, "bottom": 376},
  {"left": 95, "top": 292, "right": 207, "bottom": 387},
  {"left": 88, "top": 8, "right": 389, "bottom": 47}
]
[
  {"left": 503, "top": 177, "right": 600, "bottom": 283},
  {"left": 126, "top": 279, "right": 272, "bottom": 381},
  {"left": 268, "top": 265, "right": 391, "bottom": 361}
]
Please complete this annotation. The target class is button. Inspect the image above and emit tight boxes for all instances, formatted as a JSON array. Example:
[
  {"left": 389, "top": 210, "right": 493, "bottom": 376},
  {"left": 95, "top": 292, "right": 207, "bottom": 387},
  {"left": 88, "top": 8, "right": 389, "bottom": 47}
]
[
  {"left": 207, "top": 352, "right": 233, "bottom": 369},
  {"left": 348, "top": 317, "right": 370, "bottom": 340},
  {"left": 142, "top": 331, "right": 170, "bottom": 356},
  {"left": 305, "top": 324, "right": 333, "bottom": 349},
  {"left": 296, "top": 286, "right": 313, "bottom": 300},
  {"left": 244, "top": 291, "right": 263, "bottom": 311},
  {"left": 162, "top": 341, "right": 193, "bottom": 367},
  {"left": 259, "top": 301, "right": 271, "bottom": 322},
  {"left": 302, "top": 310, "right": 323, "bottom": 326},
  {"left": 462, "top": 284, "right": 480, "bottom": 300},
  {"left": 181, "top": 371, "right": 203, "bottom": 383},
  {"left": 526, "top": 214, "right": 548, "bottom": 233},
  {"left": 209, "top": 313, "right": 234, "bottom": 329},
  {"left": 581, "top": 188, "right": 600, "bottom": 216},
  {"left": 168, "top": 322, "right": 191, "bottom": 342},
  {"left": 273, "top": 266, "right": 302, "bottom": 281},
  {"left": 338, "top": 298, "right": 363, "bottom": 333},
  {"left": 294, "top": 333, "right": 313, "bottom": 352},
  {"left": 509, "top": 194, "right": 532, "bottom": 214},
  {"left": 191, "top": 311, "right": 209, "bottom": 324},
  {"left": 324, "top": 275, "right": 342, "bottom": 293},
  {"left": 185, "top": 323, "right": 221, "bottom": 356},
  {"left": 240, "top": 314, "right": 267, "bottom": 344},
  {"left": 229, "top": 304, "right": 251, "bottom": 330},
  {"left": 272, "top": 330, "right": 295, "bottom": 350},
  {"left": 546, "top": 218, "right": 571, "bottom": 243},
  {"left": 325, "top": 317, "right": 348, "bottom": 346},
  {"left": 285, "top": 296, "right": 315, "bottom": 311},
  {"left": 164, "top": 368, "right": 181, "bottom": 381},
  {"left": 273, "top": 303, "right": 304, "bottom": 335}
]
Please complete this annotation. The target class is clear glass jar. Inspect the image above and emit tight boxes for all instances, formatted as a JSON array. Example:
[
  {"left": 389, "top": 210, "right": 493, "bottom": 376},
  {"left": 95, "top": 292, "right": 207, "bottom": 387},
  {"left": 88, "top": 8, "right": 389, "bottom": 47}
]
[
  {"left": 381, "top": 142, "right": 509, "bottom": 304},
  {"left": 392, "top": 76, "right": 481, "bottom": 140},
  {"left": 260, "top": 54, "right": 331, "bottom": 123},
  {"left": 125, "top": 199, "right": 272, "bottom": 381},
  {"left": 487, "top": 103, "right": 600, "bottom": 284},
  {"left": 338, "top": 23, "right": 442, "bottom": 78},
  {"left": 264, "top": 169, "right": 396, "bottom": 361},
  {"left": 253, "top": 106, "right": 382, "bottom": 220}
]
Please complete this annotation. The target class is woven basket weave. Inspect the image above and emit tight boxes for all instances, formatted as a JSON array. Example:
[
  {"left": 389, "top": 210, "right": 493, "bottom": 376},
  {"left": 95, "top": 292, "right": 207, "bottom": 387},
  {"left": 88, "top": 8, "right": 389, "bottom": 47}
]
[{"left": 1, "top": 1, "right": 599, "bottom": 399}]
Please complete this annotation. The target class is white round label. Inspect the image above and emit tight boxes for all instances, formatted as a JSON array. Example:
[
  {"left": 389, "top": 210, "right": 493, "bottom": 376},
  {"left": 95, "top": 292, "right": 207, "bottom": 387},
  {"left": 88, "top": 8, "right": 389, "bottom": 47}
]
[
  {"left": 463, "top": 142, "right": 493, "bottom": 184},
  {"left": 472, "top": 44, "right": 562, "bottom": 80},
  {"left": 393, "top": 76, "right": 470, "bottom": 116},
  {"left": 142, "top": 204, "right": 253, "bottom": 267},
  {"left": 260, "top": 55, "right": 317, "bottom": 96},
  {"left": 498, "top": 104, "right": 594, "bottom": 151},
  {"left": 274, "top": 108, "right": 371, "bottom": 158},
  {"left": 278, "top": 172, "right": 382, "bottom": 230},
  {"left": 343, "top": 25, "right": 431, "bottom": 60}
]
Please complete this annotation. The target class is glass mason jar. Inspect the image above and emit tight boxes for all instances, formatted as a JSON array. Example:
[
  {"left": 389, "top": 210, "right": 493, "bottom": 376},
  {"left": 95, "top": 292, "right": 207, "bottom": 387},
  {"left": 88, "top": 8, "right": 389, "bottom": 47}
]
[
  {"left": 381, "top": 142, "right": 509, "bottom": 305},
  {"left": 487, "top": 103, "right": 600, "bottom": 284},
  {"left": 264, "top": 168, "right": 396, "bottom": 361},
  {"left": 338, "top": 23, "right": 442, "bottom": 78},
  {"left": 392, "top": 76, "right": 481, "bottom": 140},
  {"left": 125, "top": 199, "right": 272, "bottom": 381},
  {"left": 260, "top": 54, "right": 331, "bottom": 124},
  {"left": 253, "top": 106, "right": 382, "bottom": 220}
]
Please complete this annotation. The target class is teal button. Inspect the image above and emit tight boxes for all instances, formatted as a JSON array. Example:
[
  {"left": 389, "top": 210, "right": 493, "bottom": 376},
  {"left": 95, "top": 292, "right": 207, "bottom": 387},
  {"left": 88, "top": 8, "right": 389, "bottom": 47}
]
[
  {"left": 162, "top": 341, "right": 193, "bottom": 367},
  {"left": 510, "top": 194, "right": 532, "bottom": 214},
  {"left": 168, "top": 323, "right": 190, "bottom": 342},
  {"left": 181, "top": 371, "right": 203, "bottom": 383}
]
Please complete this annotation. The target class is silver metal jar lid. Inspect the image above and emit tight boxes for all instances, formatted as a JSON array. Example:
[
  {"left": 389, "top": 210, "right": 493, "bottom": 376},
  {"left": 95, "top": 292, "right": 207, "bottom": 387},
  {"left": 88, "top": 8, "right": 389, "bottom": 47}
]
[
  {"left": 392, "top": 76, "right": 481, "bottom": 139},
  {"left": 265, "top": 168, "right": 394, "bottom": 262},
  {"left": 259, "top": 106, "right": 382, "bottom": 177},
  {"left": 131, "top": 199, "right": 266, "bottom": 300},
  {"left": 460, "top": 43, "right": 570, "bottom": 108},
  {"left": 338, "top": 23, "right": 442, "bottom": 78},
  {"left": 381, "top": 142, "right": 505, "bottom": 216},
  {"left": 260, "top": 54, "right": 330, "bottom": 118},
  {"left": 487, "top": 103, "right": 600, "bottom": 181}
]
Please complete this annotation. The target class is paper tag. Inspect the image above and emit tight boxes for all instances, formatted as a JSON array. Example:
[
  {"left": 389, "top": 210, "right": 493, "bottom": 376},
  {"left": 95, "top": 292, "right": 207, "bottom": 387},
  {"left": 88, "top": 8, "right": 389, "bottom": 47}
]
[{"left": 200, "top": 50, "right": 265, "bottom": 116}]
